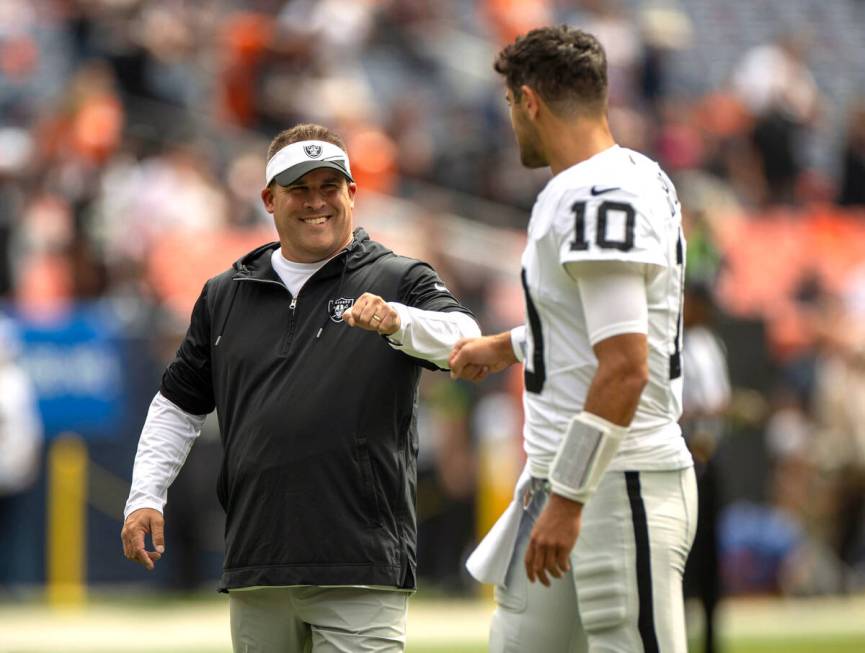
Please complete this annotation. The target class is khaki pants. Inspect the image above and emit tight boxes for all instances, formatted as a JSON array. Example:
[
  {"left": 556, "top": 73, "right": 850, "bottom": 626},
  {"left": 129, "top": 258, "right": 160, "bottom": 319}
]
[
  {"left": 491, "top": 468, "right": 698, "bottom": 653},
  {"left": 229, "top": 586, "right": 410, "bottom": 653}
]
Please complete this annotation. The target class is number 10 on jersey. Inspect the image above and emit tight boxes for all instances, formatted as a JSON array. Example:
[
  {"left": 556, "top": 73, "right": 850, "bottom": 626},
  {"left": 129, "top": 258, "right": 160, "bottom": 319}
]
[{"left": 571, "top": 200, "right": 636, "bottom": 252}]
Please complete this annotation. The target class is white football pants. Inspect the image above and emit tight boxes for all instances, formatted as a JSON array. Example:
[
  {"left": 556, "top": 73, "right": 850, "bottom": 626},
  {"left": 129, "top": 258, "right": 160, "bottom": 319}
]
[{"left": 490, "top": 468, "right": 697, "bottom": 653}]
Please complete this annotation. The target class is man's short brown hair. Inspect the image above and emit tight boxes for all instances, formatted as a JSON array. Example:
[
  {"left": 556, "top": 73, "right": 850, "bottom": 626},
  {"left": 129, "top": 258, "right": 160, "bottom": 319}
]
[
  {"left": 266, "top": 123, "right": 348, "bottom": 162},
  {"left": 494, "top": 26, "right": 608, "bottom": 116}
]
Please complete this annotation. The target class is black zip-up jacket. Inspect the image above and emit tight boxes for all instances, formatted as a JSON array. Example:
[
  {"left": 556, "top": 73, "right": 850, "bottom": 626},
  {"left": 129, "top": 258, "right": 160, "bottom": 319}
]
[{"left": 159, "top": 228, "right": 473, "bottom": 592}]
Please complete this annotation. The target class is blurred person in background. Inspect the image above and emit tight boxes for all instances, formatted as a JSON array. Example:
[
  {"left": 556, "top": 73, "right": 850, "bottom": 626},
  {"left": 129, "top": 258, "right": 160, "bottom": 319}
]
[
  {"left": 732, "top": 283, "right": 863, "bottom": 597},
  {"left": 0, "top": 316, "right": 43, "bottom": 592},
  {"left": 812, "top": 276, "right": 865, "bottom": 590},
  {"left": 681, "top": 281, "right": 731, "bottom": 653},
  {"left": 732, "top": 31, "right": 821, "bottom": 206},
  {"left": 120, "top": 123, "right": 480, "bottom": 652},
  {"left": 838, "top": 98, "right": 865, "bottom": 207},
  {"left": 450, "top": 26, "right": 695, "bottom": 653},
  {"left": 0, "top": 126, "right": 32, "bottom": 297},
  {"left": 635, "top": 3, "right": 693, "bottom": 118},
  {"left": 723, "top": 278, "right": 839, "bottom": 597}
]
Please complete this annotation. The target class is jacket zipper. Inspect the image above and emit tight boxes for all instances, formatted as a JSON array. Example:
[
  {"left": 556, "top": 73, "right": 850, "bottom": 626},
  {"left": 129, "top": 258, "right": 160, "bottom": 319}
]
[
  {"left": 284, "top": 296, "right": 298, "bottom": 355},
  {"left": 232, "top": 244, "right": 351, "bottom": 354}
]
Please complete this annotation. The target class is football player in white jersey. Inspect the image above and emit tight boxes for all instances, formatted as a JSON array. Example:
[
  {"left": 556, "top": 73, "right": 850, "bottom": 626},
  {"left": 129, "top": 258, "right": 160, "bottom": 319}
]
[{"left": 450, "top": 26, "right": 697, "bottom": 652}]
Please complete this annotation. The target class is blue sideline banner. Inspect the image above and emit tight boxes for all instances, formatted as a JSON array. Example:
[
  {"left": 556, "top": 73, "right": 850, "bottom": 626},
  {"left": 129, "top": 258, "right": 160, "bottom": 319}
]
[{"left": 14, "top": 303, "right": 127, "bottom": 440}]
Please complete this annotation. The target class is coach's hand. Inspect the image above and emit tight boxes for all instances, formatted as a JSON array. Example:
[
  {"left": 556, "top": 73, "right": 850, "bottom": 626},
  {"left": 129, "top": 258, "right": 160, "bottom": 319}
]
[
  {"left": 342, "top": 292, "right": 400, "bottom": 336},
  {"left": 449, "top": 332, "right": 517, "bottom": 382},
  {"left": 121, "top": 508, "right": 165, "bottom": 571},
  {"left": 525, "top": 494, "right": 582, "bottom": 587}
]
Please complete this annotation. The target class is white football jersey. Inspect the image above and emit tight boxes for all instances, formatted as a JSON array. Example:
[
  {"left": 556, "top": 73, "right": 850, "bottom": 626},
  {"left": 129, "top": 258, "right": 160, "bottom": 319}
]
[{"left": 520, "top": 145, "right": 692, "bottom": 475}]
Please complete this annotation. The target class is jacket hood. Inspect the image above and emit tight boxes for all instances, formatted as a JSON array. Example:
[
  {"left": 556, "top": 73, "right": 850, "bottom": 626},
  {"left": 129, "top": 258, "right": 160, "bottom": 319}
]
[{"left": 231, "top": 227, "right": 392, "bottom": 281}]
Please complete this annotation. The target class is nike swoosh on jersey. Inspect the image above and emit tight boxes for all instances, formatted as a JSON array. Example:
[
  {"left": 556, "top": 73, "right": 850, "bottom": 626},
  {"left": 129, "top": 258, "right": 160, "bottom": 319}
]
[
  {"left": 590, "top": 185, "right": 620, "bottom": 195},
  {"left": 434, "top": 283, "right": 448, "bottom": 291}
]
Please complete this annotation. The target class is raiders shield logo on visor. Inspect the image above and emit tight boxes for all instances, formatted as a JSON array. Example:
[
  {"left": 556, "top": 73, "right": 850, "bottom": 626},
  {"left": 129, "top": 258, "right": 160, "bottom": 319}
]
[
  {"left": 328, "top": 297, "right": 355, "bottom": 323},
  {"left": 304, "top": 144, "right": 323, "bottom": 158}
]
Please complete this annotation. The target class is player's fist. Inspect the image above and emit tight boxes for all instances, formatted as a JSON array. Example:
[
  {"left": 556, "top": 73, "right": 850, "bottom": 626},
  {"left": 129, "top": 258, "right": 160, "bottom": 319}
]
[
  {"left": 121, "top": 508, "right": 165, "bottom": 571},
  {"left": 449, "top": 333, "right": 517, "bottom": 382},
  {"left": 342, "top": 293, "right": 400, "bottom": 336}
]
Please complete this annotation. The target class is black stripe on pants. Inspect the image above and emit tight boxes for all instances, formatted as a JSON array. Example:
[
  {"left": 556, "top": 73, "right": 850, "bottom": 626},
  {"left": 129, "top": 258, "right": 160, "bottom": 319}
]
[{"left": 626, "top": 471, "right": 660, "bottom": 653}]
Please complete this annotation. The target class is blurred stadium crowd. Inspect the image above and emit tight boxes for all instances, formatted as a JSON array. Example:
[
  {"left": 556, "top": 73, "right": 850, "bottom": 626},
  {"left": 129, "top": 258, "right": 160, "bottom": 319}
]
[{"left": 2, "top": 0, "right": 865, "bottom": 609}]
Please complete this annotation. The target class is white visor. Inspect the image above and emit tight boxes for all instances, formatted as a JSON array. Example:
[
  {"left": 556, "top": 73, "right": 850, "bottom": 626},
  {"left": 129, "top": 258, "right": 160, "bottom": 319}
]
[{"left": 265, "top": 140, "right": 354, "bottom": 187}]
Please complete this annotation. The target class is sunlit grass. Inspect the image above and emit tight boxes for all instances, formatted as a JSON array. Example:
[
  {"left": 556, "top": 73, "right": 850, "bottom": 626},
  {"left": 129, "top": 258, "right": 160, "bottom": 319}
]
[
  {"left": 408, "top": 640, "right": 865, "bottom": 653},
  {"left": 3, "top": 592, "right": 864, "bottom": 653}
]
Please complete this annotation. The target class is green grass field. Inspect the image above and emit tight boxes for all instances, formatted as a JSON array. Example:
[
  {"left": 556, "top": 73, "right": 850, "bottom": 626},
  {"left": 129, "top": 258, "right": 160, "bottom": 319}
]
[
  {"left": 120, "top": 638, "right": 865, "bottom": 653},
  {"left": 2, "top": 592, "right": 864, "bottom": 652},
  {"left": 408, "top": 643, "right": 865, "bottom": 653}
]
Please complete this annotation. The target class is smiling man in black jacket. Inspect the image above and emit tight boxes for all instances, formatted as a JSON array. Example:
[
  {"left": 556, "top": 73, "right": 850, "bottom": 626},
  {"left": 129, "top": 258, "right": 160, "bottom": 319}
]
[{"left": 121, "top": 123, "right": 480, "bottom": 652}]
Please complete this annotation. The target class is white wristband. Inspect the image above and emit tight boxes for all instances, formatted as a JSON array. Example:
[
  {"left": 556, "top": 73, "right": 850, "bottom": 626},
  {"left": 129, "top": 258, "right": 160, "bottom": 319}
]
[{"left": 549, "top": 411, "right": 626, "bottom": 504}]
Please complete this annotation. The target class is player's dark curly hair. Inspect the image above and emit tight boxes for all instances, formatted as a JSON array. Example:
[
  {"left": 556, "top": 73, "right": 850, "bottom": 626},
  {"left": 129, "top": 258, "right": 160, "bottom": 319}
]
[
  {"left": 267, "top": 123, "right": 348, "bottom": 162},
  {"left": 494, "top": 26, "right": 608, "bottom": 115}
]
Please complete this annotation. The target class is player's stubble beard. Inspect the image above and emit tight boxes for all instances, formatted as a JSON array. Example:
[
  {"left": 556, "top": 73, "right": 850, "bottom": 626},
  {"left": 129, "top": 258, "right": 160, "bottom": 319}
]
[{"left": 515, "top": 120, "right": 547, "bottom": 169}]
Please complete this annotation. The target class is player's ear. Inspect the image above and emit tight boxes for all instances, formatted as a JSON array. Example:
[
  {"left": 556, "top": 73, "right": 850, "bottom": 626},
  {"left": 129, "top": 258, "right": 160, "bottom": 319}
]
[
  {"left": 520, "top": 85, "right": 541, "bottom": 119},
  {"left": 261, "top": 185, "right": 275, "bottom": 214}
]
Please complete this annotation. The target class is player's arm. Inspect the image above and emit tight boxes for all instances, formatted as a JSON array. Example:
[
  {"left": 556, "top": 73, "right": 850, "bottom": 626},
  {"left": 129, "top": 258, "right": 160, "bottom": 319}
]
[
  {"left": 344, "top": 295, "right": 481, "bottom": 368},
  {"left": 526, "top": 260, "right": 649, "bottom": 586},
  {"left": 121, "top": 282, "right": 214, "bottom": 571},
  {"left": 552, "top": 260, "right": 649, "bottom": 494},
  {"left": 447, "top": 325, "right": 524, "bottom": 381},
  {"left": 449, "top": 323, "right": 527, "bottom": 382},
  {"left": 383, "top": 303, "right": 480, "bottom": 368},
  {"left": 343, "top": 263, "right": 481, "bottom": 369},
  {"left": 121, "top": 393, "right": 206, "bottom": 570}
]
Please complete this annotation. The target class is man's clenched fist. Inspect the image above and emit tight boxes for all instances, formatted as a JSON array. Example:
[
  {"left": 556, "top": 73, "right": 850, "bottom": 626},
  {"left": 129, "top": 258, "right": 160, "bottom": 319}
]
[{"left": 342, "top": 292, "right": 400, "bottom": 336}]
